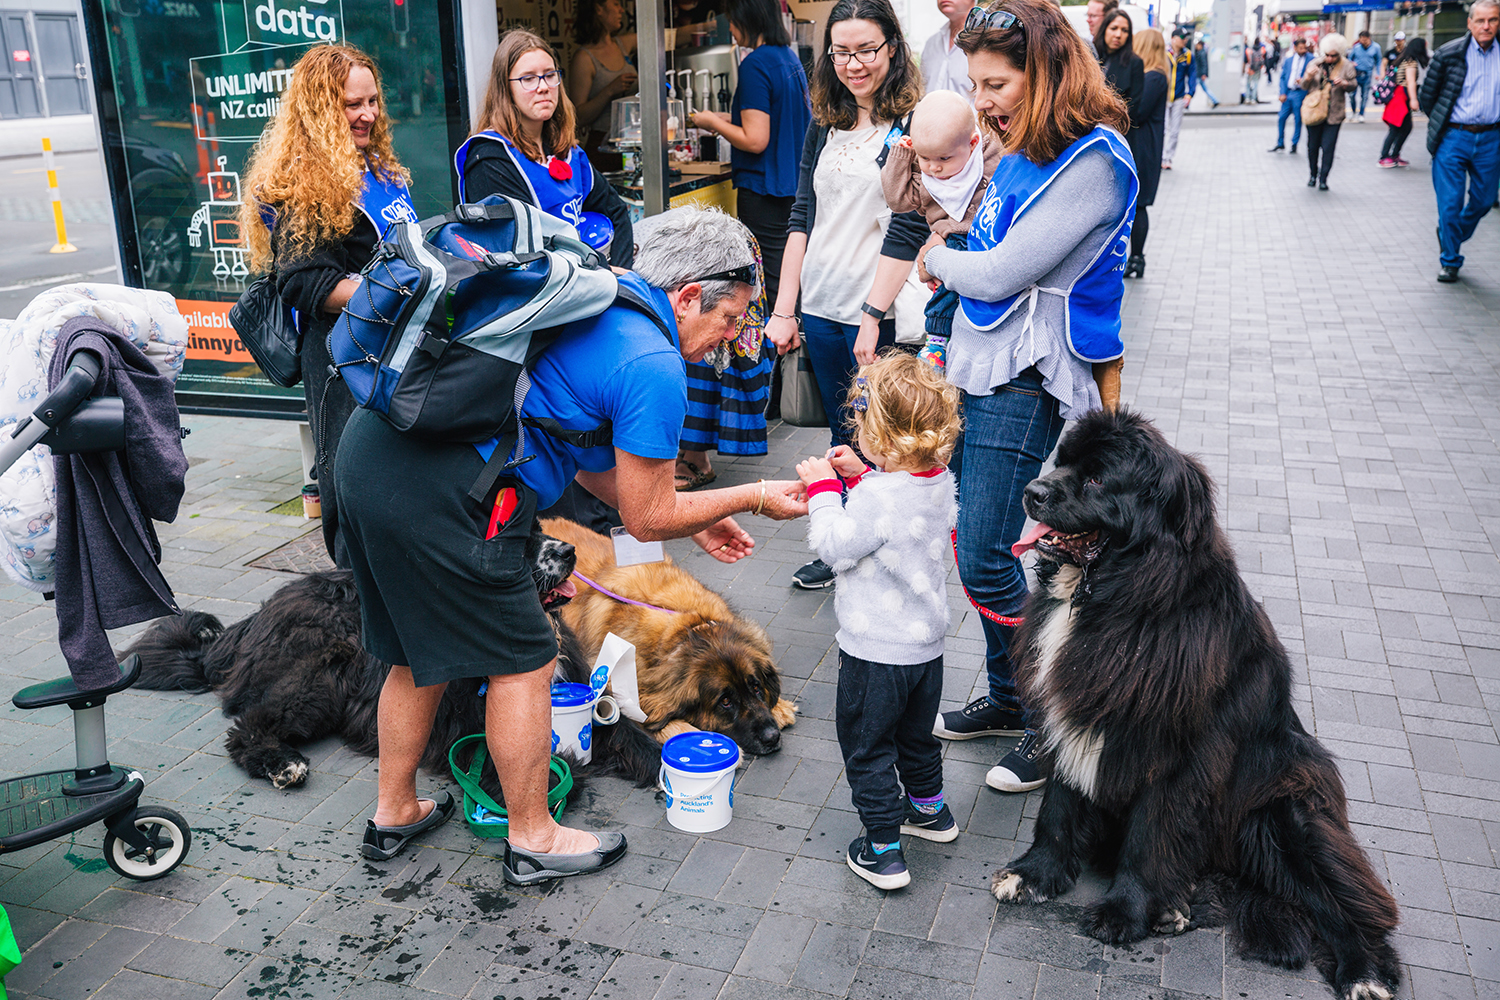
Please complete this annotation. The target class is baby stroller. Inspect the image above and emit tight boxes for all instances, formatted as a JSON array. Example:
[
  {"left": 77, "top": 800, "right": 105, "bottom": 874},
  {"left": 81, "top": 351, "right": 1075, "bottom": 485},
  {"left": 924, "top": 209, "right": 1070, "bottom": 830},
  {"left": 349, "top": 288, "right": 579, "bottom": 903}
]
[{"left": 0, "top": 344, "right": 190, "bottom": 881}]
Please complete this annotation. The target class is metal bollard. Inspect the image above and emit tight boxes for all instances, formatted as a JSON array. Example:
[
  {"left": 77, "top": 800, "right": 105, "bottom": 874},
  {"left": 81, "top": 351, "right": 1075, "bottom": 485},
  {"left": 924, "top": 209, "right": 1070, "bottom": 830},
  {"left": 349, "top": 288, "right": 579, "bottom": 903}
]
[{"left": 42, "top": 137, "right": 78, "bottom": 254}]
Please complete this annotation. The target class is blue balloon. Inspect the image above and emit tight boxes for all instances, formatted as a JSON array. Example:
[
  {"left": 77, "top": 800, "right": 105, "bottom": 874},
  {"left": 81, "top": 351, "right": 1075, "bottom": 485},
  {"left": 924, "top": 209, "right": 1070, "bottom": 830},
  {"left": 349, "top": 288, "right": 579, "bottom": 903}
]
[{"left": 577, "top": 211, "right": 615, "bottom": 252}]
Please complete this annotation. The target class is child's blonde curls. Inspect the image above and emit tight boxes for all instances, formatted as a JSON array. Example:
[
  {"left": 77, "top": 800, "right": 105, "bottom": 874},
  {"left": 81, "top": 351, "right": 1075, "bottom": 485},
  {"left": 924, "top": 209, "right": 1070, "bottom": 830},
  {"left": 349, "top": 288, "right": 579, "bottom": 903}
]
[{"left": 846, "top": 351, "right": 963, "bottom": 470}]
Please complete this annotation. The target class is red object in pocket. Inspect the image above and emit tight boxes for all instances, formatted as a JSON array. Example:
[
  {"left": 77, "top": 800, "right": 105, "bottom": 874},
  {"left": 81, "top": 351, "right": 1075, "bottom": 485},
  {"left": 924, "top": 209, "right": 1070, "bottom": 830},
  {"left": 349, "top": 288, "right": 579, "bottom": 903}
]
[{"left": 487, "top": 487, "right": 518, "bottom": 539}]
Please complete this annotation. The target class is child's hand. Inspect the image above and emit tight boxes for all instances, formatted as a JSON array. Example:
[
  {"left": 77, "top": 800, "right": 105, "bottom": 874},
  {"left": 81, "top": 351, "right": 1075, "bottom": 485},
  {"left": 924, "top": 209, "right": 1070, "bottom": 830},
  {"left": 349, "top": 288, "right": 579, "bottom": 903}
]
[
  {"left": 897, "top": 135, "right": 914, "bottom": 149},
  {"left": 796, "top": 456, "right": 837, "bottom": 486},
  {"left": 824, "top": 445, "right": 866, "bottom": 478}
]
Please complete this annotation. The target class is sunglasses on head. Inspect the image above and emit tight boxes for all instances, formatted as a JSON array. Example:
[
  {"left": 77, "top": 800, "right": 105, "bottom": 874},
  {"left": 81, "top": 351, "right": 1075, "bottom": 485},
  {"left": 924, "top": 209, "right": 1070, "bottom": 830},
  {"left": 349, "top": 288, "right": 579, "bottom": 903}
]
[
  {"left": 963, "top": 5, "right": 1020, "bottom": 34},
  {"left": 691, "top": 263, "right": 758, "bottom": 286}
]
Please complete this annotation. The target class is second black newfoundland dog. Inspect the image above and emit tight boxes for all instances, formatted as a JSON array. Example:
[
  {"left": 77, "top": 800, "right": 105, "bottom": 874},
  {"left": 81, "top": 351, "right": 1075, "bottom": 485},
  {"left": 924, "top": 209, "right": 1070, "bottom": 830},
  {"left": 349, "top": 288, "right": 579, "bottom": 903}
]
[
  {"left": 122, "top": 522, "right": 665, "bottom": 793},
  {"left": 997, "top": 409, "right": 1400, "bottom": 1000}
]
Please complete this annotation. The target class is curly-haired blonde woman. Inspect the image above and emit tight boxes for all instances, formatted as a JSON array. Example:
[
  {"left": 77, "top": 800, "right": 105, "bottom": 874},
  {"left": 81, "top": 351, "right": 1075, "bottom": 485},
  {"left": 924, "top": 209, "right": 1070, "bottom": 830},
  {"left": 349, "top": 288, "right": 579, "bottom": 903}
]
[{"left": 240, "top": 44, "right": 416, "bottom": 566}]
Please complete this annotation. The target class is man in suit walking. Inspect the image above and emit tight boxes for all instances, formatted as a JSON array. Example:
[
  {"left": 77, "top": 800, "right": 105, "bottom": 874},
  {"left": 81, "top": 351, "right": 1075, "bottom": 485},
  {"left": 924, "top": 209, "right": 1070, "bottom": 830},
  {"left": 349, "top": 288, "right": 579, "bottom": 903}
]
[
  {"left": 1420, "top": 0, "right": 1500, "bottom": 282},
  {"left": 1270, "top": 37, "right": 1315, "bottom": 153}
]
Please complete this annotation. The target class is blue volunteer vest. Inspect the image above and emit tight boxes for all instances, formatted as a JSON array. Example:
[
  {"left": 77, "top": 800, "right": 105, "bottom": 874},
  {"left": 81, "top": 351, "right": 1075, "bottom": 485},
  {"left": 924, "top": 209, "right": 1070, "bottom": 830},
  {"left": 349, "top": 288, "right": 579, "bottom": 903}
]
[
  {"left": 959, "top": 125, "right": 1138, "bottom": 364},
  {"left": 357, "top": 167, "right": 418, "bottom": 231},
  {"left": 454, "top": 132, "right": 594, "bottom": 229}
]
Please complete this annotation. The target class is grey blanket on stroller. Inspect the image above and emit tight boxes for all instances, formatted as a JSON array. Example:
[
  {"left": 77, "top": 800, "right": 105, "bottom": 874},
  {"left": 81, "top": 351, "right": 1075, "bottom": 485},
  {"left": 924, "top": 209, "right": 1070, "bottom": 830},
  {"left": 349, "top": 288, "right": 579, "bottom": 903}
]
[{"left": 49, "top": 317, "right": 187, "bottom": 691}]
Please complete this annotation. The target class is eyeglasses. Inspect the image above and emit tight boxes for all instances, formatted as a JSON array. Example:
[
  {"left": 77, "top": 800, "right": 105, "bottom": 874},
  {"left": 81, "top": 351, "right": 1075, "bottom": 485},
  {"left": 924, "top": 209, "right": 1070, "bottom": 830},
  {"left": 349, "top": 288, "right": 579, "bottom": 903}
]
[
  {"left": 510, "top": 70, "right": 561, "bottom": 92},
  {"left": 963, "top": 6, "right": 1020, "bottom": 34},
  {"left": 691, "top": 263, "right": 758, "bottom": 286},
  {"left": 827, "top": 40, "right": 888, "bottom": 66}
]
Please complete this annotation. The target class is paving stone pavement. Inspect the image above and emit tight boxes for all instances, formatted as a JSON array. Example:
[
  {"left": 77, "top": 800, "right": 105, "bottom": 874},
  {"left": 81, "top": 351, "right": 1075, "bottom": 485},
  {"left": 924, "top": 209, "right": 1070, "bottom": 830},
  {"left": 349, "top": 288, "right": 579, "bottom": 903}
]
[{"left": 0, "top": 116, "right": 1497, "bottom": 1000}]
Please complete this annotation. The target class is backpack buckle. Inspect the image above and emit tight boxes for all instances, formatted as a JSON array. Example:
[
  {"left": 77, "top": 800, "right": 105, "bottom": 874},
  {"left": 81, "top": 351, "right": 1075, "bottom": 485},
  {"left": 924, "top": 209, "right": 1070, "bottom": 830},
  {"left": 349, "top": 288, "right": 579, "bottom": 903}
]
[
  {"left": 418, "top": 331, "right": 450, "bottom": 359},
  {"left": 454, "top": 204, "right": 488, "bottom": 222}
]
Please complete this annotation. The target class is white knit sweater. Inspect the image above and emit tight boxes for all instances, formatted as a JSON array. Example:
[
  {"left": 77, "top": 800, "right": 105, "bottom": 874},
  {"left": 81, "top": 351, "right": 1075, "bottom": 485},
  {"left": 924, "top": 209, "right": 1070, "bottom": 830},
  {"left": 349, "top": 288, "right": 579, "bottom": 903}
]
[{"left": 805, "top": 468, "right": 958, "bottom": 665}]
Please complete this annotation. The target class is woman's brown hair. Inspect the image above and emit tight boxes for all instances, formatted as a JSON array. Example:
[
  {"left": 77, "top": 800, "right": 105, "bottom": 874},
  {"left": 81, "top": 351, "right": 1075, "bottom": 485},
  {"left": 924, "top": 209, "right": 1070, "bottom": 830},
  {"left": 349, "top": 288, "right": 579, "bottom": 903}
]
[
  {"left": 474, "top": 30, "right": 579, "bottom": 162},
  {"left": 810, "top": 0, "right": 922, "bottom": 130},
  {"left": 1133, "top": 27, "right": 1169, "bottom": 77},
  {"left": 239, "top": 44, "right": 408, "bottom": 272},
  {"left": 958, "top": 0, "right": 1128, "bottom": 164}
]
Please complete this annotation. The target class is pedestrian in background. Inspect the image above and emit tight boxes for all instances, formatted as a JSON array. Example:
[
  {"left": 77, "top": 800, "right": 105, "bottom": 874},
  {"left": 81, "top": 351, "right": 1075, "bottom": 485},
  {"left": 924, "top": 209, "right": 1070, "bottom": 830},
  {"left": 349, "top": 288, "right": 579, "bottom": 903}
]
[
  {"left": 1271, "top": 36, "right": 1314, "bottom": 152},
  {"left": 1096, "top": 8, "right": 1144, "bottom": 123},
  {"left": 1419, "top": 0, "right": 1500, "bottom": 283},
  {"left": 1127, "top": 27, "right": 1168, "bottom": 277},
  {"left": 240, "top": 44, "right": 417, "bottom": 569},
  {"left": 1379, "top": 36, "right": 1428, "bottom": 167},
  {"left": 921, "top": 0, "right": 975, "bottom": 99},
  {"left": 1301, "top": 33, "right": 1357, "bottom": 190},
  {"left": 1347, "top": 30, "right": 1382, "bottom": 122},
  {"left": 1243, "top": 39, "right": 1265, "bottom": 103},
  {"left": 1163, "top": 29, "right": 1195, "bottom": 167},
  {"left": 1193, "top": 40, "right": 1220, "bottom": 108},
  {"left": 1382, "top": 31, "right": 1407, "bottom": 77}
]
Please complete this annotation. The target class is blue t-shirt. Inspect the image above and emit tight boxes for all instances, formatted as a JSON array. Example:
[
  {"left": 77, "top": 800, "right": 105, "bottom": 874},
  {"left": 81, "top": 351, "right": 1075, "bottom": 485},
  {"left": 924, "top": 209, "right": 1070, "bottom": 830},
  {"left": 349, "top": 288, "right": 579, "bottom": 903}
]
[
  {"left": 731, "top": 45, "right": 812, "bottom": 199},
  {"left": 476, "top": 275, "right": 686, "bottom": 509}
]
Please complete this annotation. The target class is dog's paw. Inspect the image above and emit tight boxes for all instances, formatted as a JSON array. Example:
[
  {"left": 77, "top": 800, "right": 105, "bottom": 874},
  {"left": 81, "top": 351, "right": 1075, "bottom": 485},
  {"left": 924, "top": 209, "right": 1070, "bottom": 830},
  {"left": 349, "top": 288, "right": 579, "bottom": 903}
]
[
  {"left": 1343, "top": 981, "right": 1393, "bottom": 1000},
  {"left": 269, "top": 759, "right": 309, "bottom": 789},
  {"left": 991, "top": 870, "right": 1045, "bottom": 903},
  {"left": 1152, "top": 907, "right": 1190, "bottom": 935},
  {"left": 772, "top": 698, "right": 798, "bottom": 728},
  {"left": 1084, "top": 898, "right": 1150, "bottom": 946},
  {"left": 657, "top": 720, "right": 698, "bottom": 742}
]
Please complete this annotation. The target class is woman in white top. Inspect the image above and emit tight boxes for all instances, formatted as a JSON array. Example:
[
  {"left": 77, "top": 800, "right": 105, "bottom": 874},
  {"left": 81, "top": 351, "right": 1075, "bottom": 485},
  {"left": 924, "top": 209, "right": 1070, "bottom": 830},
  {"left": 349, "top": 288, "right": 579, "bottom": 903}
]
[
  {"left": 763, "top": 0, "right": 928, "bottom": 589},
  {"left": 569, "top": 0, "right": 638, "bottom": 153}
]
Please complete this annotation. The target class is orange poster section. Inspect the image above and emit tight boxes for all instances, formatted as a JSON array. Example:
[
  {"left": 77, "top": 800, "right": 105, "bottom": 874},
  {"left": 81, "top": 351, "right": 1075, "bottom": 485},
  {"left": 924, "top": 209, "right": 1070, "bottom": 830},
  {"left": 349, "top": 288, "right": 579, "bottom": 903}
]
[{"left": 177, "top": 299, "right": 256, "bottom": 364}]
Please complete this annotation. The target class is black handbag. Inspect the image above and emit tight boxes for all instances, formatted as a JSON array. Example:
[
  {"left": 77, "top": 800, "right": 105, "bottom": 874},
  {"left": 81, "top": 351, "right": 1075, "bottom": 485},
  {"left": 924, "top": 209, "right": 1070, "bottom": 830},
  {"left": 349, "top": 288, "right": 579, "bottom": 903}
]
[{"left": 228, "top": 274, "right": 302, "bottom": 388}]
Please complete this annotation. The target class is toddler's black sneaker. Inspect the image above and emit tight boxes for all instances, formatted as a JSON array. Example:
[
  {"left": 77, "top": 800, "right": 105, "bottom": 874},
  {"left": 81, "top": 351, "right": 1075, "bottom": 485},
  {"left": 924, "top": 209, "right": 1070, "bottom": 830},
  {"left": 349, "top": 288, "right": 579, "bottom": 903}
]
[
  {"left": 847, "top": 835, "right": 910, "bottom": 890},
  {"left": 900, "top": 801, "right": 958, "bottom": 842}
]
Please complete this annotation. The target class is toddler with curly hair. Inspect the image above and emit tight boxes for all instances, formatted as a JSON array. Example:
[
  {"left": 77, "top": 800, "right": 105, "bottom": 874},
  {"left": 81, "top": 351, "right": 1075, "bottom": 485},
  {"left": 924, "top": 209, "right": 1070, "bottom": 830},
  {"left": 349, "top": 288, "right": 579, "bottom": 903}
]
[{"left": 795, "top": 350, "right": 963, "bottom": 890}]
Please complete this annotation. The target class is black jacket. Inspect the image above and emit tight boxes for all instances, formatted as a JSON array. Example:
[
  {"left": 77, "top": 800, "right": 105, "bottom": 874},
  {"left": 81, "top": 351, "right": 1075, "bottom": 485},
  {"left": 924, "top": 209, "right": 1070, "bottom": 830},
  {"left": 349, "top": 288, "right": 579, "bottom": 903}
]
[
  {"left": 460, "top": 142, "right": 635, "bottom": 267},
  {"left": 1103, "top": 49, "right": 1147, "bottom": 127},
  {"left": 1419, "top": 33, "right": 1474, "bottom": 154},
  {"left": 1129, "top": 70, "right": 1168, "bottom": 207},
  {"left": 787, "top": 121, "right": 930, "bottom": 261},
  {"left": 50, "top": 318, "right": 187, "bottom": 690}
]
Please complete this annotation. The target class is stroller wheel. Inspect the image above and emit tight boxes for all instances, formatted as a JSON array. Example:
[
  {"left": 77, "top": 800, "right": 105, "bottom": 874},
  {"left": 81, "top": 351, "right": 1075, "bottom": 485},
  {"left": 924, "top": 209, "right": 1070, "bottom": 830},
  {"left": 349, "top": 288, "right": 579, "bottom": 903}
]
[{"left": 103, "top": 807, "right": 192, "bottom": 881}]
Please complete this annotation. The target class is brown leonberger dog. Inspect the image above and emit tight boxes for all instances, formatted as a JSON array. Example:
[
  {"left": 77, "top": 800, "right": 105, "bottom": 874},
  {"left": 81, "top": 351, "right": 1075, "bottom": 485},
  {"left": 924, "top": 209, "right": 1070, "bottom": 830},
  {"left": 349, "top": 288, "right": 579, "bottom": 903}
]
[{"left": 540, "top": 518, "right": 797, "bottom": 758}]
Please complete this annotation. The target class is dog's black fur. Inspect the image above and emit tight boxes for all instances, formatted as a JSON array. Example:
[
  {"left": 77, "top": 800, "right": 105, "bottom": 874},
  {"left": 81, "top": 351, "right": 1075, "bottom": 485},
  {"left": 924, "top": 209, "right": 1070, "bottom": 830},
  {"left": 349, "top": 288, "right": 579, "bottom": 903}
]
[
  {"left": 994, "top": 409, "right": 1400, "bottom": 1000},
  {"left": 122, "top": 522, "right": 667, "bottom": 795}
]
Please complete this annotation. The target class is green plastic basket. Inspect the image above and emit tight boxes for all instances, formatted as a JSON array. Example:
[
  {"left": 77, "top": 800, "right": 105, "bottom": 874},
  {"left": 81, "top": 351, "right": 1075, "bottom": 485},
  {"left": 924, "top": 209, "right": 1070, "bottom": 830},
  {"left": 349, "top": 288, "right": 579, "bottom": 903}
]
[{"left": 447, "top": 734, "right": 572, "bottom": 839}]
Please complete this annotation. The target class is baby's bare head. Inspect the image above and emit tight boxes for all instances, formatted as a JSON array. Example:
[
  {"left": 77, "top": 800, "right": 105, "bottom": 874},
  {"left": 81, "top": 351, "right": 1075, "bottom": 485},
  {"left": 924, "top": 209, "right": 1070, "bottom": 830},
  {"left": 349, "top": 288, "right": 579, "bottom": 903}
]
[{"left": 910, "top": 91, "right": 980, "bottom": 180}]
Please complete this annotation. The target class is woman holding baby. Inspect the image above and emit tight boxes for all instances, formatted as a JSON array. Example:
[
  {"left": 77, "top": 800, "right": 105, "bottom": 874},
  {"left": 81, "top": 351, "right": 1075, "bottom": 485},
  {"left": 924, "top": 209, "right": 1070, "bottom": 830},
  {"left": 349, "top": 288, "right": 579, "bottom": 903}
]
[
  {"left": 762, "top": 0, "right": 926, "bottom": 590},
  {"left": 925, "top": 0, "right": 1138, "bottom": 795}
]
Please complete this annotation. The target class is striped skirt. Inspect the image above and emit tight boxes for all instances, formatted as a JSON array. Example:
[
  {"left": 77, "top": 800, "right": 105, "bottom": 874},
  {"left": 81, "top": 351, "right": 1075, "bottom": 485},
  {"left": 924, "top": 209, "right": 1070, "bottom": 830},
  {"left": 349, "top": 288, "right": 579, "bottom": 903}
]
[{"left": 680, "top": 344, "right": 772, "bottom": 456}]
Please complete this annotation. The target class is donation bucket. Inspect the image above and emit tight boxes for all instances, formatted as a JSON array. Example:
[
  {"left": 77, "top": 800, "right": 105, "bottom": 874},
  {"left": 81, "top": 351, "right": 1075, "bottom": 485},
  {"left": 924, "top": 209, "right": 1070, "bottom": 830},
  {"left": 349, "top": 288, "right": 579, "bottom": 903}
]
[
  {"left": 660, "top": 731, "right": 740, "bottom": 833},
  {"left": 550, "top": 682, "right": 619, "bottom": 765}
]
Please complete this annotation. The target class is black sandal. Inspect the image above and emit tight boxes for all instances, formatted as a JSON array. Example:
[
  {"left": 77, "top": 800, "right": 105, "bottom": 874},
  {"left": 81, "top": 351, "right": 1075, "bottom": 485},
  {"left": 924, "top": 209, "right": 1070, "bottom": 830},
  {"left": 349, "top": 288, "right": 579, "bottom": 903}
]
[{"left": 360, "top": 791, "right": 456, "bottom": 861}]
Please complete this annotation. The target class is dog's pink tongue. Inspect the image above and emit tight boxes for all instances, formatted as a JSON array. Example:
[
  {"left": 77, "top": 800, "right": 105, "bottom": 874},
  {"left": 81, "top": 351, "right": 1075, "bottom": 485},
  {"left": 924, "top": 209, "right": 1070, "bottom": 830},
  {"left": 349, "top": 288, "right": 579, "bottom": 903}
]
[
  {"left": 556, "top": 578, "right": 578, "bottom": 599},
  {"left": 1011, "top": 522, "right": 1053, "bottom": 558}
]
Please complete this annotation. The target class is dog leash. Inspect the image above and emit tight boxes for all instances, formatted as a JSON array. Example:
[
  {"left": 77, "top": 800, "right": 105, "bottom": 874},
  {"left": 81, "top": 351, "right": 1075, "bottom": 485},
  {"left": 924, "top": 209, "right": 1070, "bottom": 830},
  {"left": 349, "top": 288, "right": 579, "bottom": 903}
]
[
  {"left": 950, "top": 529, "right": 1024, "bottom": 629},
  {"left": 572, "top": 571, "right": 679, "bottom": 615}
]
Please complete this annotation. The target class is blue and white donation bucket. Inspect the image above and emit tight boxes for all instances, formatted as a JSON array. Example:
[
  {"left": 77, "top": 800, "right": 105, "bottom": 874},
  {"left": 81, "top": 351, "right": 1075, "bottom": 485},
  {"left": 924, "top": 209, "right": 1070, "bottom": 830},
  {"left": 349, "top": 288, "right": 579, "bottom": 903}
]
[{"left": 660, "top": 731, "right": 740, "bottom": 833}]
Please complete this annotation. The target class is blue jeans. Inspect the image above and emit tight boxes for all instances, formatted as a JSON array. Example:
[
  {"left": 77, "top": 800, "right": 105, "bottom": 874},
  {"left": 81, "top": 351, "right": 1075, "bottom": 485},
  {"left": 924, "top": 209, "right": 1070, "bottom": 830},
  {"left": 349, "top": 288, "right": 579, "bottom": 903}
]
[
  {"left": 953, "top": 369, "right": 1065, "bottom": 719},
  {"left": 1196, "top": 75, "right": 1218, "bottom": 105},
  {"left": 1432, "top": 127, "right": 1500, "bottom": 270},
  {"left": 801, "top": 313, "right": 896, "bottom": 448},
  {"left": 1276, "top": 89, "right": 1305, "bottom": 147},
  {"left": 1352, "top": 70, "right": 1371, "bottom": 115}
]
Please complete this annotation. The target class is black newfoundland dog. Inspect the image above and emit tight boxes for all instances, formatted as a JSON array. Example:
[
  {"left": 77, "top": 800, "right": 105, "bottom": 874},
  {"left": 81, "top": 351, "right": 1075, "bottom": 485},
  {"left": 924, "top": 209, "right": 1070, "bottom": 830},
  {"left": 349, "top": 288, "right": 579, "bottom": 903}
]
[
  {"left": 996, "top": 409, "right": 1400, "bottom": 1000},
  {"left": 122, "top": 522, "right": 665, "bottom": 792}
]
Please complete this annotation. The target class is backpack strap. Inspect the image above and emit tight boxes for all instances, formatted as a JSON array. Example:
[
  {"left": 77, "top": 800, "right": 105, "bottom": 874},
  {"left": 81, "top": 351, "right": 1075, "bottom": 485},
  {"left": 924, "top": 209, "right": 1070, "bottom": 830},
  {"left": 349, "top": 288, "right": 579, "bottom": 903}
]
[{"left": 465, "top": 285, "right": 676, "bottom": 505}]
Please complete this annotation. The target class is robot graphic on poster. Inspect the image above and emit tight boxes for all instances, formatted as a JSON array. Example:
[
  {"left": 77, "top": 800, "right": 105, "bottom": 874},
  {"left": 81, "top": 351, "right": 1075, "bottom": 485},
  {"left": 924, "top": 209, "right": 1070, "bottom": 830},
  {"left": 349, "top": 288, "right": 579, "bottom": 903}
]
[{"left": 186, "top": 156, "right": 249, "bottom": 280}]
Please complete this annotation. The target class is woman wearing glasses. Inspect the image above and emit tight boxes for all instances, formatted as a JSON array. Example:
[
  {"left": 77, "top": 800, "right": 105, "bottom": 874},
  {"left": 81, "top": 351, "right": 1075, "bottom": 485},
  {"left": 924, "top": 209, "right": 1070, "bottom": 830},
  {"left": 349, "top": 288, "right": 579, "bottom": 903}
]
[
  {"left": 764, "top": 0, "right": 927, "bottom": 591},
  {"left": 455, "top": 30, "right": 634, "bottom": 267},
  {"left": 923, "top": 0, "right": 1137, "bottom": 795}
]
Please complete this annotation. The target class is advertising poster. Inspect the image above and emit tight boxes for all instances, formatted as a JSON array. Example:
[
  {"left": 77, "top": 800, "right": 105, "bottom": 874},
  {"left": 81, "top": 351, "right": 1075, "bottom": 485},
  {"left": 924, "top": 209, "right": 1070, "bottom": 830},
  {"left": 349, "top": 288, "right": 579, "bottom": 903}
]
[{"left": 84, "top": 0, "right": 465, "bottom": 412}]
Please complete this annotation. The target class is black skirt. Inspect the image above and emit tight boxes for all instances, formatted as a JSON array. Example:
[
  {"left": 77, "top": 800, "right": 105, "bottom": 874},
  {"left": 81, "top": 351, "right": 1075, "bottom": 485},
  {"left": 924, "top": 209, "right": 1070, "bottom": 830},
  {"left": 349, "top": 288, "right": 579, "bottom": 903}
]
[{"left": 334, "top": 409, "right": 557, "bottom": 686}]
